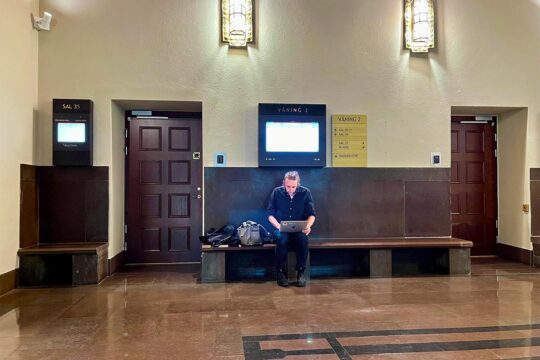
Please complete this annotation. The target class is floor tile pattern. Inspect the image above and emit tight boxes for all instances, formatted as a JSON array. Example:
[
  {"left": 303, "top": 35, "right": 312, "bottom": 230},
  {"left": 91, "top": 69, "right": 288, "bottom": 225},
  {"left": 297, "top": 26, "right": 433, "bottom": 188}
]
[{"left": 243, "top": 324, "right": 540, "bottom": 359}]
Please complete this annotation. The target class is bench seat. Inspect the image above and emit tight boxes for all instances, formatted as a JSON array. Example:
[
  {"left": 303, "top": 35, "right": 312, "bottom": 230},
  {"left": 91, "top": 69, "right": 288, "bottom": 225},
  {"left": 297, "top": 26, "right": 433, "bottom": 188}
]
[
  {"left": 18, "top": 243, "right": 108, "bottom": 286},
  {"left": 201, "top": 237, "right": 472, "bottom": 282},
  {"left": 202, "top": 237, "right": 472, "bottom": 251},
  {"left": 18, "top": 242, "right": 108, "bottom": 255},
  {"left": 310, "top": 237, "right": 472, "bottom": 249}
]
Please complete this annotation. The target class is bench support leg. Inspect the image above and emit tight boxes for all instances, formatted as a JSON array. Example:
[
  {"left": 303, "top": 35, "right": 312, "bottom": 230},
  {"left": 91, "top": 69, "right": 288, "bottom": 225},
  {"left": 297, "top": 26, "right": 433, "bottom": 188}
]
[
  {"left": 201, "top": 252, "right": 225, "bottom": 283},
  {"left": 287, "top": 251, "right": 310, "bottom": 283},
  {"left": 370, "top": 249, "right": 392, "bottom": 278},
  {"left": 73, "top": 254, "right": 99, "bottom": 285},
  {"left": 449, "top": 248, "right": 471, "bottom": 275},
  {"left": 19, "top": 255, "right": 47, "bottom": 287},
  {"left": 534, "top": 255, "right": 540, "bottom": 267}
]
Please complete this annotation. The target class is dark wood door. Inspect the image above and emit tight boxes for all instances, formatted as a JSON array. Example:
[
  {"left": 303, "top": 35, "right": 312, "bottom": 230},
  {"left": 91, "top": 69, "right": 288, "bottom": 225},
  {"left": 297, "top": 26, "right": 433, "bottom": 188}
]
[
  {"left": 451, "top": 116, "right": 497, "bottom": 255},
  {"left": 126, "top": 116, "right": 202, "bottom": 263}
]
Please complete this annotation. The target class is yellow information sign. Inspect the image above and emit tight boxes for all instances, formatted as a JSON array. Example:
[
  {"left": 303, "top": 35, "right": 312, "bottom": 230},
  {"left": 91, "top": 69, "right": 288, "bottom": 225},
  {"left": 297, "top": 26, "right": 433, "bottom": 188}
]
[{"left": 332, "top": 114, "right": 367, "bottom": 167}]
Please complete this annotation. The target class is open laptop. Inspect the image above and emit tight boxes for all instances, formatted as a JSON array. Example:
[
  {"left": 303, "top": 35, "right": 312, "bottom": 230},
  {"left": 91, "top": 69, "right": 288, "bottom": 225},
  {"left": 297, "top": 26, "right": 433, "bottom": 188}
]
[{"left": 280, "top": 221, "right": 308, "bottom": 233}]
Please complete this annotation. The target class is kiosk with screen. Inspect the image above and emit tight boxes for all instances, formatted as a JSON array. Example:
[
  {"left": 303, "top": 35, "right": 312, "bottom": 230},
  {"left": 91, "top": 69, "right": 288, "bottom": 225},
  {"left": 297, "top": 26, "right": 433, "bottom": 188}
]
[
  {"left": 258, "top": 103, "right": 326, "bottom": 167},
  {"left": 53, "top": 99, "right": 93, "bottom": 166}
]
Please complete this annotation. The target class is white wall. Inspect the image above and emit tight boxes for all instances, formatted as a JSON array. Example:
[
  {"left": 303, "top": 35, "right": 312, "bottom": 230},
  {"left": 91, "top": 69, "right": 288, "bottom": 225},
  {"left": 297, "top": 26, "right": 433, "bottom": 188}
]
[
  {"left": 35, "top": 0, "right": 540, "bottom": 256},
  {"left": 0, "top": 0, "right": 39, "bottom": 275}
]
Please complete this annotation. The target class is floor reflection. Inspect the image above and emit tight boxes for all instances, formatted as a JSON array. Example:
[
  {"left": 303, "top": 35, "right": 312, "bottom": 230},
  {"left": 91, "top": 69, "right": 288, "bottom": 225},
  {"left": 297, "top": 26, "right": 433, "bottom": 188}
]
[{"left": 0, "top": 258, "right": 538, "bottom": 359}]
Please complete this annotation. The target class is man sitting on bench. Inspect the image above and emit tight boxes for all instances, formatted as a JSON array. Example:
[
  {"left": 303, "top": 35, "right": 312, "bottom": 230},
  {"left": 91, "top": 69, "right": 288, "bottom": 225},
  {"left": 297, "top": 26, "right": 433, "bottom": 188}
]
[{"left": 267, "top": 171, "right": 316, "bottom": 287}]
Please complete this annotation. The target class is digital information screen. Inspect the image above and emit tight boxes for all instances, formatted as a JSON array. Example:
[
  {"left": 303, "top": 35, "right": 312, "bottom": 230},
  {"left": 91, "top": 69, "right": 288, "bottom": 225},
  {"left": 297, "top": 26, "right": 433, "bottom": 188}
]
[
  {"left": 57, "top": 123, "right": 86, "bottom": 143},
  {"left": 266, "top": 121, "right": 319, "bottom": 152}
]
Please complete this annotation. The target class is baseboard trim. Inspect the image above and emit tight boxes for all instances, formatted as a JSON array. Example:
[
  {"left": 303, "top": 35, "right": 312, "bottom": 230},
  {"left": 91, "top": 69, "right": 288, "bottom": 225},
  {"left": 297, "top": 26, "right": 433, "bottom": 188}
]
[
  {"left": 108, "top": 251, "right": 126, "bottom": 275},
  {"left": 496, "top": 243, "right": 533, "bottom": 265},
  {"left": 0, "top": 269, "right": 18, "bottom": 297}
]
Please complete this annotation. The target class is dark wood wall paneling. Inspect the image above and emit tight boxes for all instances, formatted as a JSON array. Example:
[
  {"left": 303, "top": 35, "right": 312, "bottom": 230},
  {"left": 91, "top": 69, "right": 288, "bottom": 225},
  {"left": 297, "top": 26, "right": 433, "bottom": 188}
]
[
  {"left": 37, "top": 166, "right": 108, "bottom": 243},
  {"left": 530, "top": 169, "right": 540, "bottom": 266},
  {"left": 20, "top": 165, "right": 39, "bottom": 248},
  {"left": 19, "top": 165, "right": 109, "bottom": 247},
  {"left": 204, "top": 168, "right": 451, "bottom": 239}
]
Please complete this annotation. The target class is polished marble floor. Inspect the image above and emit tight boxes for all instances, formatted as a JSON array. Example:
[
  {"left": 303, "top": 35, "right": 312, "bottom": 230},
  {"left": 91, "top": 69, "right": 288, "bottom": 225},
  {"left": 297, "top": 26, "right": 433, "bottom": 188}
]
[{"left": 1, "top": 259, "right": 540, "bottom": 359}]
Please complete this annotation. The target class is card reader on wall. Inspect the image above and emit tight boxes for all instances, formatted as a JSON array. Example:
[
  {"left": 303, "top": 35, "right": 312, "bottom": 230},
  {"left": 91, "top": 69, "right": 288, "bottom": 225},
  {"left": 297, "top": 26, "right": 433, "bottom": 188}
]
[
  {"left": 53, "top": 99, "right": 93, "bottom": 166},
  {"left": 431, "top": 152, "right": 441, "bottom": 167},
  {"left": 214, "top": 153, "right": 227, "bottom": 167}
]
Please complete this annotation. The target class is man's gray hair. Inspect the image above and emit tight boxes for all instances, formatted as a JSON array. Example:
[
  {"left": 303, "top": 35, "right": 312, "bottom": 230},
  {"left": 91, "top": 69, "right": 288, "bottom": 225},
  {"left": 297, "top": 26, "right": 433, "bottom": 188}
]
[{"left": 284, "top": 171, "right": 300, "bottom": 182}]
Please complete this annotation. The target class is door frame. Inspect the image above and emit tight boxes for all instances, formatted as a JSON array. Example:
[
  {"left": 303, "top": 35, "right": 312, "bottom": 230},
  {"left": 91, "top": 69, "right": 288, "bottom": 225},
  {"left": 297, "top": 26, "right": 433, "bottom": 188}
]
[
  {"left": 124, "top": 110, "right": 203, "bottom": 264},
  {"left": 451, "top": 115, "right": 499, "bottom": 256}
]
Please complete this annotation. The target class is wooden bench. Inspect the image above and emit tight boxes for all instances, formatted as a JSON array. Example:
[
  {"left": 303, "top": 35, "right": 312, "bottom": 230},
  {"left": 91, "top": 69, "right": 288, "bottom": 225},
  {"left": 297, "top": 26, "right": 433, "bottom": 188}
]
[
  {"left": 201, "top": 237, "right": 472, "bottom": 283},
  {"left": 18, "top": 243, "right": 108, "bottom": 286}
]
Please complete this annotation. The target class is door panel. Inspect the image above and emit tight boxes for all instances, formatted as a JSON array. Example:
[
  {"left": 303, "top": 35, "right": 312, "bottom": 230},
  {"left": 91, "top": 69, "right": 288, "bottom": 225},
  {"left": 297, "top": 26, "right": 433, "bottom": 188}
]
[
  {"left": 451, "top": 116, "right": 497, "bottom": 255},
  {"left": 126, "top": 117, "right": 202, "bottom": 263}
]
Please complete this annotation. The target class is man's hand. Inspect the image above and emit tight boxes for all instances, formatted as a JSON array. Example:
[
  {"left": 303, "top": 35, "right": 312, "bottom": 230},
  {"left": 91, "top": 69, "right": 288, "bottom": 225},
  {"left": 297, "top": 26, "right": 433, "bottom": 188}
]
[
  {"left": 303, "top": 216, "right": 315, "bottom": 235},
  {"left": 268, "top": 215, "right": 281, "bottom": 231}
]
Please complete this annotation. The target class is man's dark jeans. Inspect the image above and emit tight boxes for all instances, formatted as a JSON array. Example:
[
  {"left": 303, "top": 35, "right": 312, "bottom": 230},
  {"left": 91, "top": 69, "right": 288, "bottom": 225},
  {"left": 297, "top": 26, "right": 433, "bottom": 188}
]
[{"left": 274, "top": 230, "right": 309, "bottom": 272}]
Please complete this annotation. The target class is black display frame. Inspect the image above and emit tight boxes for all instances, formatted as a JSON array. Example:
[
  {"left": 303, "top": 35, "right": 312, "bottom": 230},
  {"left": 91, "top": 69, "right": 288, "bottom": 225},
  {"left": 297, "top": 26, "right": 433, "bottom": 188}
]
[
  {"left": 258, "top": 103, "right": 326, "bottom": 168},
  {"left": 52, "top": 99, "right": 93, "bottom": 166}
]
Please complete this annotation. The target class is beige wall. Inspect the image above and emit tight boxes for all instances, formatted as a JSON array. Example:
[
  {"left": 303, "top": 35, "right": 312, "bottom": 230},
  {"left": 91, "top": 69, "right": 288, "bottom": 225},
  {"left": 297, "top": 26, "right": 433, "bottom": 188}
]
[
  {"left": 109, "top": 101, "right": 125, "bottom": 259},
  {"left": 35, "top": 0, "right": 540, "bottom": 256},
  {"left": 498, "top": 109, "right": 530, "bottom": 250},
  {"left": 0, "top": 0, "right": 39, "bottom": 275}
]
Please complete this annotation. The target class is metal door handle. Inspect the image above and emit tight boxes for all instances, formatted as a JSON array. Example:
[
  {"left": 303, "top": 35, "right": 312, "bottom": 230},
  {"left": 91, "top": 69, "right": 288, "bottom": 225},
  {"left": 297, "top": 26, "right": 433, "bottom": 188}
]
[{"left": 192, "top": 194, "right": 202, "bottom": 199}]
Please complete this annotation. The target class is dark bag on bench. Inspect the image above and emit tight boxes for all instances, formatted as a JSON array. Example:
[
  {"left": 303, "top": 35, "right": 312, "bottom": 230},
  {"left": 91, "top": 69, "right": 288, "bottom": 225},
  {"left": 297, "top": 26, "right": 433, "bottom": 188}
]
[{"left": 200, "top": 225, "right": 236, "bottom": 247}]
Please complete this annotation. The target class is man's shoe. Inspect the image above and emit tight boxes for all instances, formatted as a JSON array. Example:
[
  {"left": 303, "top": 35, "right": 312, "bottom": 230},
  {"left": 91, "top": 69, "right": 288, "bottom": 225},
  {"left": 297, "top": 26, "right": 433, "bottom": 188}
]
[
  {"left": 277, "top": 271, "right": 288, "bottom": 287},
  {"left": 297, "top": 270, "right": 307, "bottom": 287}
]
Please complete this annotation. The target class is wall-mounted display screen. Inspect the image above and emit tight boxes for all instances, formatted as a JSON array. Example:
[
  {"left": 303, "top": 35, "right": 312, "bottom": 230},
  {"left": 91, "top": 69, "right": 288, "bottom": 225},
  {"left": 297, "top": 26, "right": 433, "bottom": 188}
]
[
  {"left": 259, "top": 103, "right": 326, "bottom": 167},
  {"left": 266, "top": 121, "right": 319, "bottom": 152},
  {"left": 53, "top": 99, "right": 93, "bottom": 166},
  {"left": 57, "top": 123, "right": 86, "bottom": 143}
]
